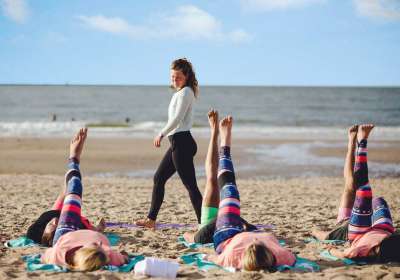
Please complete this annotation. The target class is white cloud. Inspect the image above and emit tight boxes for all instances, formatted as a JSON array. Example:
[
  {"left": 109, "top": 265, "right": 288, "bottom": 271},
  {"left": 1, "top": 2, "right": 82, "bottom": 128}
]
[
  {"left": 354, "top": 0, "right": 400, "bottom": 21},
  {"left": 240, "top": 0, "right": 325, "bottom": 11},
  {"left": 77, "top": 5, "right": 251, "bottom": 43},
  {"left": 1, "top": 0, "right": 29, "bottom": 23}
]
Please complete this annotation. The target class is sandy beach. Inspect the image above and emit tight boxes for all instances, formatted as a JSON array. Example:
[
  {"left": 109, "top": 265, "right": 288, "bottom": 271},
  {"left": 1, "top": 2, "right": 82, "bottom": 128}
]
[{"left": 0, "top": 136, "right": 399, "bottom": 279}]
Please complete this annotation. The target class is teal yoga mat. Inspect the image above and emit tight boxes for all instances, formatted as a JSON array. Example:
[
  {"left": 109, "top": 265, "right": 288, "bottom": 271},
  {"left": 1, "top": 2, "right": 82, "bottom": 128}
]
[
  {"left": 180, "top": 252, "right": 320, "bottom": 272},
  {"left": 320, "top": 250, "right": 367, "bottom": 265},
  {"left": 22, "top": 253, "right": 144, "bottom": 272}
]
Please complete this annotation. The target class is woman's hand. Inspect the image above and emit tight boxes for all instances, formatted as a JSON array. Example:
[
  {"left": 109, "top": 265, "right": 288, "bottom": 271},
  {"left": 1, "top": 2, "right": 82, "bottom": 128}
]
[
  {"left": 154, "top": 134, "right": 163, "bottom": 147},
  {"left": 120, "top": 250, "right": 130, "bottom": 263},
  {"left": 327, "top": 246, "right": 346, "bottom": 259}
]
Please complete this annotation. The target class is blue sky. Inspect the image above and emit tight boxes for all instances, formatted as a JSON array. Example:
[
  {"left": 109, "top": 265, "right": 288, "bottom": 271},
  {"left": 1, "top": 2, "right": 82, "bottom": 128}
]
[{"left": 0, "top": 0, "right": 399, "bottom": 86}]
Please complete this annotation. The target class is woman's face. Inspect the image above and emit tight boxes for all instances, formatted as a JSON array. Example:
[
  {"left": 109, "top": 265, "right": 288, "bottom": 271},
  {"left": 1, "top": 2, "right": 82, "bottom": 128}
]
[
  {"left": 42, "top": 217, "right": 58, "bottom": 245},
  {"left": 170, "top": 69, "right": 187, "bottom": 90}
]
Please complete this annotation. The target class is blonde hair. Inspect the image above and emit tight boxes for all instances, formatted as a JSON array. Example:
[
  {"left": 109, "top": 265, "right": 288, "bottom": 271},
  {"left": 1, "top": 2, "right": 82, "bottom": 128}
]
[
  {"left": 171, "top": 58, "right": 199, "bottom": 98},
  {"left": 243, "top": 243, "right": 275, "bottom": 272},
  {"left": 70, "top": 247, "right": 109, "bottom": 271}
]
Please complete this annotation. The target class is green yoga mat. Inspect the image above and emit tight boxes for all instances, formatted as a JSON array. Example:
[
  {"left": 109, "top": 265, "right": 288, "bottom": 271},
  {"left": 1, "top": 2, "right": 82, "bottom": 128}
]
[
  {"left": 304, "top": 237, "right": 346, "bottom": 245},
  {"left": 22, "top": 253, "right": 144, "bottom": 272},
  {"left": 180, "top": 252, "right": 320, "bottom": 272},
  {"left": 320, "top": 250, "right": 367, "bottom": 265},
  {"left": 178, "top": 235, "right": 319, "bottom": 272},
  {"left": 181, "top": 252, "right": 235, "bottom": 272},
  {"left": 177, "top": 236, "right": 214, "bottom": 249}
]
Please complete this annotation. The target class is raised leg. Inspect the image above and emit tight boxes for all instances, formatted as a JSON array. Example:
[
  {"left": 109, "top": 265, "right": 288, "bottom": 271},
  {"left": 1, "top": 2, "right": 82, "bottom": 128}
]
[
  {"left": 200, "top": 110, "right": 220, "bottom": 226},
  {"left": 337, "top": 125, "right": 358, "bottom": 222},
  {"left": 52, "top": 128, "right": 87, "bottom": 246},
  {"left": 348, "top": 124, "right": 374, "bottom": 241},
  {"left": 213, "top": 116, "right": 243, "bottom": 253}
]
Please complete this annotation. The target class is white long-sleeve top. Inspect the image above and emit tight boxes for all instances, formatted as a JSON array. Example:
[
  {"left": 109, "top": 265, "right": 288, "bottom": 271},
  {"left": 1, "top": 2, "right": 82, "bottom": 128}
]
[{"left": 160, "top": 86, "right": 195, "bottom": 137}]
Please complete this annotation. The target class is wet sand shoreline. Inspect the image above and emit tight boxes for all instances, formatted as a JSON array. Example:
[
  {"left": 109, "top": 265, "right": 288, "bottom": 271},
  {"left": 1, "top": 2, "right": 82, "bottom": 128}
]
[{"left": 1, "top": 137, "right": 399, "bottom": 178}]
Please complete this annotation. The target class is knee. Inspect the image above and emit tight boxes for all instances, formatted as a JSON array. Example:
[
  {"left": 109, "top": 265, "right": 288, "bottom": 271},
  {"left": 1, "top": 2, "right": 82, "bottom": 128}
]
[
  {"left": 372, "top": 197, "right": 389, "bottom": 209},
  {"left": 153, "top": 171, "right": 166, "bottom": 186},
  {"left": 67, "top": 176, "right": 82, "bottom": 196},
  {"left": 218, "top": 171, "right": 236, "bottom": 188},
  {"left": 205, "top": 178, "right": 218, "bottom": 191}
]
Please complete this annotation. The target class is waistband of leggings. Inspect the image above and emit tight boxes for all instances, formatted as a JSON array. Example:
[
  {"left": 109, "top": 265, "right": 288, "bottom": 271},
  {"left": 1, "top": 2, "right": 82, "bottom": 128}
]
[{"left": 168, "top": 130, "right": 192, "bottom": 140}]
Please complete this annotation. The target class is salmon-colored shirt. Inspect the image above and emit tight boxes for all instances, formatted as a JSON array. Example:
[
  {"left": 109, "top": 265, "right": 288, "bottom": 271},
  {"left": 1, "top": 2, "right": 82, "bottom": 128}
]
[
  {"left": 41, "top": 230, "right": 126, "bottom": 267},
  {"left": 215, "top": 232, "right": 296, "bottom": 269},
  {"left": 344, "top": 229, "right": 390, "bottom": 258}
]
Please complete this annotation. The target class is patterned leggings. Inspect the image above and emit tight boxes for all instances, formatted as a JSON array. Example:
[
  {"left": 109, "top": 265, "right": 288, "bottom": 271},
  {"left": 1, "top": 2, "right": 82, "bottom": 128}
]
[
  {"left": 213, "top": 146, "right": 244, "bottom": 253},
  {"left": 348, "top": 139, "right": 395, "bottom": 241},
  {"left": 52, "top": 159, "right": 83, "bottom": 246}
]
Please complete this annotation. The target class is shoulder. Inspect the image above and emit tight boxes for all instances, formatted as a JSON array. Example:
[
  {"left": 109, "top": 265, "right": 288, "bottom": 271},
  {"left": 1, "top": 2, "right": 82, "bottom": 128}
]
[{"left": 179, "top": 87, "right": 195, "bottom": 98}]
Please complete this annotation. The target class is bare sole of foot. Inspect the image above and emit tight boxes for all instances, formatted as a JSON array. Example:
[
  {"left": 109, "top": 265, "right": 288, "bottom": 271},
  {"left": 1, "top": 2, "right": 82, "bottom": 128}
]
[
  {"left": 357, "top": 124, "right": 374, "bottom": 142},
  {"left": 219, "top": 116, "right": 233, "bottom": 147},
  {"left": 183, "top": 232, "right": 195, "bottom": 243},
  {"left": 208, "top": 109, "right": 219, "bottom": 132},
  {"left": 69, "top": 128, "right": 88, "bottom": 161},
  {"left": 348, "top": 125, "right": 358, "bottom": 148},
  {"left": 135, "top": 218, "right": 156, "bottom": 230},
  {"left": 348, "top": 125, "right": 358, "bottom": 141},
  {"left": 311, "top": 229, "right": 329, "bottom": 240}
]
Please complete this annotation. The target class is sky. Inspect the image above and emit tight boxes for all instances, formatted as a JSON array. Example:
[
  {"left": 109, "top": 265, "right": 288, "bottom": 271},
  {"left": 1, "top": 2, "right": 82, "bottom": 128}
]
[{"left": 0, "top": 0, "right": 399, "bottom": 86}]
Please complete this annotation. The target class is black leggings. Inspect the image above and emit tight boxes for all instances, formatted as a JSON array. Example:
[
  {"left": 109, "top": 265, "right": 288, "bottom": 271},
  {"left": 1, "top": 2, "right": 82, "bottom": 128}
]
[{"left": 148, "top": 131, "right": 202, "bottom": 223}]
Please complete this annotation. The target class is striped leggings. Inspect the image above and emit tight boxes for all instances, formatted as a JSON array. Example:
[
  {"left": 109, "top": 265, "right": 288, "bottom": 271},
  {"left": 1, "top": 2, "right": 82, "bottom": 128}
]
[
  {"left": 52, "top": 159, "right": 83, "bottom": 246},
  {"left": 213, "top": 146, "right": 243, "bottom": 253},
  {"left": 348, "top": 139, "right": 395, "bottom": 241}
]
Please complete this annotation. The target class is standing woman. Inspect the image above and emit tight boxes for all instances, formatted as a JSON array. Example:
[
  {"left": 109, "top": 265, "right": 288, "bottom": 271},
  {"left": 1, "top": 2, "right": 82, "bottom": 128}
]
[{"left": 136, "top": 58, "right": 202, "bottom": 229}]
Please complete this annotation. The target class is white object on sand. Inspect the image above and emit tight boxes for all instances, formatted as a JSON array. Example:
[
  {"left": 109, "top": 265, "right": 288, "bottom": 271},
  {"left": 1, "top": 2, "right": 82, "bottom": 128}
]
[{"left": 134, "top": 257, "right": 179, "bottom": 279}]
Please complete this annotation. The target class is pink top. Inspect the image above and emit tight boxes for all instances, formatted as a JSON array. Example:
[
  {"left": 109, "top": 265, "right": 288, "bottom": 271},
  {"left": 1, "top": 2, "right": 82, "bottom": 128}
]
[
  {"left": 215, "top": 232, "right": 296, "bottom": 269},
  {"left": 344, "top": 229, "right": 390, "bottom": 258},
  {"left": 41, "top": 230, "right": 126, "bottom": 267}
]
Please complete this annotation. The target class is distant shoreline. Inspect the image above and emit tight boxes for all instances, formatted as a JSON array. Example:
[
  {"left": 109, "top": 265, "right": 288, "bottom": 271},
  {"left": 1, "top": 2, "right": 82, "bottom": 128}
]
[{"left": 1, "top": 84, "right": 400, "bottom": 88}]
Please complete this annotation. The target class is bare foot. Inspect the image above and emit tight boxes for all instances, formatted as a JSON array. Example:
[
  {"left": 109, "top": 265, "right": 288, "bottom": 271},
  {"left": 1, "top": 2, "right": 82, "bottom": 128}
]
[
  {"left": 357, "top": 124, "right": 374, "bottom": 143},
  {"left": 348, "top": 125, "right": 358, "bottom": 142},
  {"left": 207, "top": 109, "right": 219, "bottom": 133},
  {"left": 135, "top": 218, "right": 156, "bottom": 230},
  {"left": 183, "top": 232, "right": 195, "bottom": 243},
  {"left": 95, "top": 218, "right": 106, "bottom": 232},
  {"left": 69, "top": 128, "right": 88, "bottom": 162},
  {"left": 219, "top": 116, "right": 233, "bottom": 147},
  {"left": 347, "top": 125, "right": 358, "bottom": 148},
  {"left": 312, "top": 229, "right": 329, "bottom": 240}
]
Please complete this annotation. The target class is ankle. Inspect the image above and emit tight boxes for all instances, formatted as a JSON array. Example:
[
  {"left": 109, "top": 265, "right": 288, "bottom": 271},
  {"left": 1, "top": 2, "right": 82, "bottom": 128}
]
[{"left": 68, "top": 157, "right": 80, "bottom": 164}]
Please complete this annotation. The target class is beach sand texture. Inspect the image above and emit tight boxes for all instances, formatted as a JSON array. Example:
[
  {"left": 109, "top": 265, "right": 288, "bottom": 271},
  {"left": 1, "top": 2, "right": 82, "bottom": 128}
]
[{"left": 0, "top": 137, "right": 399, "bottom": 279}]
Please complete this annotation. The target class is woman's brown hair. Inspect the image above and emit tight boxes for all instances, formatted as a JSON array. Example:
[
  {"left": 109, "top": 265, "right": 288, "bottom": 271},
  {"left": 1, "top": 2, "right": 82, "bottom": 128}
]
[{"left": 171, "top": 58, "right": 199, "bottom": 98}]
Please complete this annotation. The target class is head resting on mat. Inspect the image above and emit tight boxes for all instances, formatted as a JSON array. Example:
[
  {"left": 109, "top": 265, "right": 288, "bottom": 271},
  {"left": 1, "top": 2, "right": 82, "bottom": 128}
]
[
  {"left": 69, "top": 245, "right": 109, "bottom": 271},
  {"left": 378, "top": 233, "right": 400, "bottom": 263},
  {"left": 243, "top": 241, "right": 276, "bottom": 272},
  {"left": 26, "top": 210, "right": 60, "bottom": 246}
]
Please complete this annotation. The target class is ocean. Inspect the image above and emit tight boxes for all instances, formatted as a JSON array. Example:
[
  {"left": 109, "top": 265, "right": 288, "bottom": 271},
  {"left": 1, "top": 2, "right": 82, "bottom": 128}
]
[
  {"left": 1, "top": 85, "right": 400, "bottom": 139},
  {"left": 1, "top": 85, "right": 399, "bottom": 178}
]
